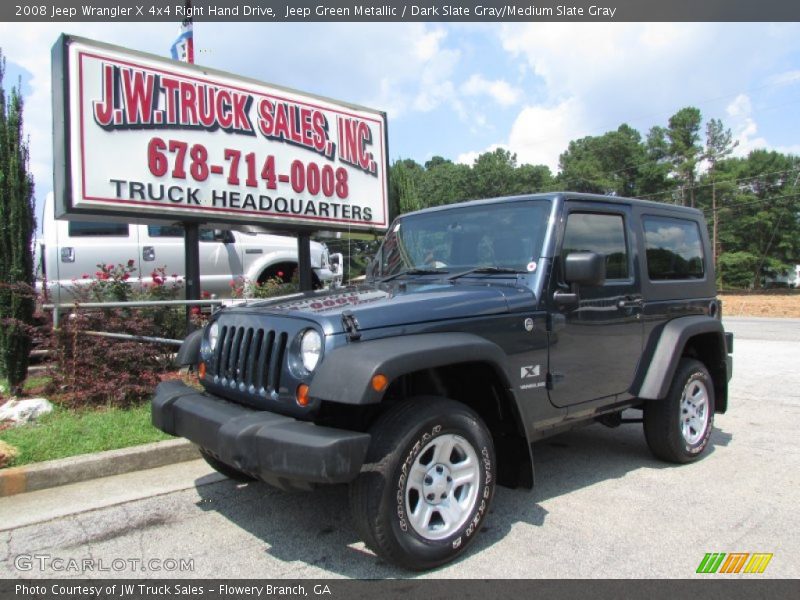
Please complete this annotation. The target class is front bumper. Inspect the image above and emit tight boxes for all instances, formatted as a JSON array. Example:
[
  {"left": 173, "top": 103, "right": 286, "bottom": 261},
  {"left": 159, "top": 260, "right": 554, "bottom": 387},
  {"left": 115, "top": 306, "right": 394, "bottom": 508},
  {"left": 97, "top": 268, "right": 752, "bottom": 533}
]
[{"left": 152, "top": 380, "right": 370, "bottom": 487}]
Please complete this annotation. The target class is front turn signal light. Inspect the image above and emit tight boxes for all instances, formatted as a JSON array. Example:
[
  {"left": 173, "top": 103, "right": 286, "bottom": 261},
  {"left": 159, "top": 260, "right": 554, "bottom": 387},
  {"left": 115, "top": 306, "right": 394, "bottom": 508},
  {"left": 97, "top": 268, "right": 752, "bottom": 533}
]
[
  {"left": 371, "top": 374, "right": 388, "bottom": 392},
  {"left": 198, "top": 362, "right": 207, "bottom": 379},
  {"left": 296, "top": 384, "right": 310, "bottom": 406}
]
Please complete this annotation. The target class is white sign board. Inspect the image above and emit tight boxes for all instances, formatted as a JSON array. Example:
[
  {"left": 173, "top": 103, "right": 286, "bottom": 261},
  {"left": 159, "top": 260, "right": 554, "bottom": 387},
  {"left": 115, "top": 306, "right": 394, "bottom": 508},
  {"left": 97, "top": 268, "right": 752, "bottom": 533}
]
[{"left": 53, "top": 35, "right": 389, "bottom": 232}]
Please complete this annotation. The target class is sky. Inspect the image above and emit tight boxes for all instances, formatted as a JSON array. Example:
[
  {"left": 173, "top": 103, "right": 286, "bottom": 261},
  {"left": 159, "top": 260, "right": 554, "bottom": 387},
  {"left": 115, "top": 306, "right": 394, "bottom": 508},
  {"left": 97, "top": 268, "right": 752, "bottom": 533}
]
[{"left": 1, "top": 21, "right": 799, "bottom": 227}]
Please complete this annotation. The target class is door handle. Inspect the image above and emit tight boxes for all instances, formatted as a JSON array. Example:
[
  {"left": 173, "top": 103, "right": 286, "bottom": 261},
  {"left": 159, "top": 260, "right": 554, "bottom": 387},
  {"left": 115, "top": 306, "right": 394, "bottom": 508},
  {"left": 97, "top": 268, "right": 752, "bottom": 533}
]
[
  {"left": 60, "top": 247, "right": 75, "bottom": 263},
  {"left": 617, "top": 296, "right": 643, "bottom": 309},
  {"left": 143, "top": 246, "right": 155, "bottom": 261}
]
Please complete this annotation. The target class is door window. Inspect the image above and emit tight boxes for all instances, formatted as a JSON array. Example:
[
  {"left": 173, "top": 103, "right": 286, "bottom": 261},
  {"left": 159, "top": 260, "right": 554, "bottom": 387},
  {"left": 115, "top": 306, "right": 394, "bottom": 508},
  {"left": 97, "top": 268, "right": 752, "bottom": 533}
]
[{"left": 562, "top": 212, "right": 629, "bottom": 280}]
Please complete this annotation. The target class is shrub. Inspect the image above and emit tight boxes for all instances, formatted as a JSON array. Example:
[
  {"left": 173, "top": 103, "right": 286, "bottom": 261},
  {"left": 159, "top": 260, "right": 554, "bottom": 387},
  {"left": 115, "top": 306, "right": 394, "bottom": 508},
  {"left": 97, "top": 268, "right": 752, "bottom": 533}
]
[
  {"left": 0, "top": 54, "right": 36, "bottom": 395},
  {"left": 230, "top": 270, "right": 299, "bottom": 299},
  {"left": 47, "top": 309, "right": 173, "bottom": 408},
  {"left": 75, "top": 260, "right": 137, "bottom": 302},
  {"left": 136, "top": 266, "right": 185, "bottom": 340},
  {"left": 47, "top": 261, "right": 186, "bottom": 407}
]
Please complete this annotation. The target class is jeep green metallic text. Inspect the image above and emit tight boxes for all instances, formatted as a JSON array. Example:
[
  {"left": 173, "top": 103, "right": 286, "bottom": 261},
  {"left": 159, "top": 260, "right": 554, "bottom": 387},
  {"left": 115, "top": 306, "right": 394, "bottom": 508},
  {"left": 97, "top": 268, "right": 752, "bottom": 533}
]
[{"left": 153, "top": 192, "right": 733, "bottom": 570}]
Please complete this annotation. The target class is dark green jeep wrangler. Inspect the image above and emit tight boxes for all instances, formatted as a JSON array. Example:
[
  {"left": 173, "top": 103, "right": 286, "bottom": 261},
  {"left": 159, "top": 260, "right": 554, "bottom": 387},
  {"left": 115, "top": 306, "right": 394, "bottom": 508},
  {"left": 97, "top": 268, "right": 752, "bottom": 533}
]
[{"left": 153, "top": 192, "right": 733, "bottom": 570}]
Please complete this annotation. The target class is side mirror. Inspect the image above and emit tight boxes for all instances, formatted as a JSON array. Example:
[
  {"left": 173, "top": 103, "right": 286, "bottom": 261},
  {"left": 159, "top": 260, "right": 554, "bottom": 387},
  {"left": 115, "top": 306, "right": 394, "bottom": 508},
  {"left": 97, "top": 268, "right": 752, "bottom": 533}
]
[
  {"left": 214, "top": 229, "right": 233, "bottom": 243},
  {"left": 554, "top": 252, "right": 606, "bottom": 307},
  {"left": 564, "top": 252, "right": 606, "bottom": 287}
]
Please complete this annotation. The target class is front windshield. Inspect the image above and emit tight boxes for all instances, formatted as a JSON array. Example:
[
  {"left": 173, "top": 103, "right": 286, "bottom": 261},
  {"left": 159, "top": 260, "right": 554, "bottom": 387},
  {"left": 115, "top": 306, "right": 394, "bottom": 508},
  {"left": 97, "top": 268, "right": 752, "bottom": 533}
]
[{"left": 376, "top": 199, "right": 551, "bottom": 277}]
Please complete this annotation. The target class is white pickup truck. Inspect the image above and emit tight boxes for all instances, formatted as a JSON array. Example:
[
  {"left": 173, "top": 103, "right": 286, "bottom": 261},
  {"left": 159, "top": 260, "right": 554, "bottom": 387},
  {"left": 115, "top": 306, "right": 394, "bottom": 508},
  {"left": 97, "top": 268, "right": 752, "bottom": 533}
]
[{"left": 37, "top": 193, "right": 342, "bottom": 302}]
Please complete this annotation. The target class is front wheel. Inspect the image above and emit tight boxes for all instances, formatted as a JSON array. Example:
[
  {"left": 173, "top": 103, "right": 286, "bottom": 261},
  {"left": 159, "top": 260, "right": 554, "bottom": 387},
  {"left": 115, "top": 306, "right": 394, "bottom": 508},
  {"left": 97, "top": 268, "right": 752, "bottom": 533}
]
[
  {"left": 349, "top": 397, "right": 495, "bottom": 570},
  {"left": 644, "top": 358, "right": 715, "bottom": 463}
]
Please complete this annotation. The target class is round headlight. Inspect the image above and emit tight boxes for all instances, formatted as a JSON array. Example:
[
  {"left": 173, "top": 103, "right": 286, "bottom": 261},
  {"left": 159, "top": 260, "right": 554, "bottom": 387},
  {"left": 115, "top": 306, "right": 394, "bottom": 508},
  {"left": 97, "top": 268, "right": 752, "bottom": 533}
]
[
  {"left": 208, "top": 322, "right": 220, "bottom": 351},
  {"left": 300, "top": 329, "right": 322, "bottom": 372}
]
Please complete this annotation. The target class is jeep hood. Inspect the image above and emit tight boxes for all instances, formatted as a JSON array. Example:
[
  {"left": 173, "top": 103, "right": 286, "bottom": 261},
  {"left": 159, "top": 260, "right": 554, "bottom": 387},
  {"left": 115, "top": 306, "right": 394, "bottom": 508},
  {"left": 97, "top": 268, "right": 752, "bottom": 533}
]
[{"left": 231, "top": 281, "right": 533, "bottom": 333}]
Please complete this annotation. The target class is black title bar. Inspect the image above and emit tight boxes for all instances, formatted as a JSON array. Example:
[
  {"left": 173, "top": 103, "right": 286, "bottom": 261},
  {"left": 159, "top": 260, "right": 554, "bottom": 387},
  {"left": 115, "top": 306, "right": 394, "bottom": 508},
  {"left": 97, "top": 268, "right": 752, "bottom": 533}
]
[{"left": 2, "top": 579, "right": 800, "bottom": 600}]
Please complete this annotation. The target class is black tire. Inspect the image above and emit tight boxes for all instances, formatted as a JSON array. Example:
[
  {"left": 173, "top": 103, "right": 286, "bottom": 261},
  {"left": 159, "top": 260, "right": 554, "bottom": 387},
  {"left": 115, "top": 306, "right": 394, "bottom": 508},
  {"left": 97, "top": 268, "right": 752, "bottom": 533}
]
[
  {"left": 349, "top": 397, "right": 495, "bottom": 571},
  {"left": 644, "top": 358, "right": 715, "bottom": 463},
  {"left": 199, "top": 449, "right": 256, "bottom": 483}
]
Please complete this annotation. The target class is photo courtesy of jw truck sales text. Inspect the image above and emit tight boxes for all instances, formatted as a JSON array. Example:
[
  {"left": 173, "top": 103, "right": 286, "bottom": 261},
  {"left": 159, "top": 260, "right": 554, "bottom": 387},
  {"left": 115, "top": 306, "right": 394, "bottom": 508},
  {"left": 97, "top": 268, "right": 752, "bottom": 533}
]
[{"left": 52, "top": 35, "right": 389, "bottom": 232}]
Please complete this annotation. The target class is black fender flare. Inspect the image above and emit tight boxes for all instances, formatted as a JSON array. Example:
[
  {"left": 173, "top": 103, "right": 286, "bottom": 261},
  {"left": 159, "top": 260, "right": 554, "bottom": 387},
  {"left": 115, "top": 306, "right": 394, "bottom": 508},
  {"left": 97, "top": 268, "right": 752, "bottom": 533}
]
[
  {"left": 633, "top": 315, "right": 728, "bottom": 401},
  {"left": 308, "top": 332, "right": 514, "bottom": 406},
  {"left": 175, "top": 328, "right": 203, "bottom": 367}
]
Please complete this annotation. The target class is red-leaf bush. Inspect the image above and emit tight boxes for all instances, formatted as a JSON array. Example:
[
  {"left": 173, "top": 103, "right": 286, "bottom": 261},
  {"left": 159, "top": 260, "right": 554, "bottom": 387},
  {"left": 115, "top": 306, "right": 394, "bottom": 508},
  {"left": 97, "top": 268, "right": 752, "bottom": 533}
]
[{"left": 47, "top": 261, "right": 187, "bottom": 407}]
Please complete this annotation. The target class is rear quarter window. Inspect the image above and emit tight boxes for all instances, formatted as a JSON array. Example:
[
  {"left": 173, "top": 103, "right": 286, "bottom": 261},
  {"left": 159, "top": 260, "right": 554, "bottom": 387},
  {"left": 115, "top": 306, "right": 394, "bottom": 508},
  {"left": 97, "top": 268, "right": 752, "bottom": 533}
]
[{"left": 643, "top": 216, "right": 705, "bottom": 280}]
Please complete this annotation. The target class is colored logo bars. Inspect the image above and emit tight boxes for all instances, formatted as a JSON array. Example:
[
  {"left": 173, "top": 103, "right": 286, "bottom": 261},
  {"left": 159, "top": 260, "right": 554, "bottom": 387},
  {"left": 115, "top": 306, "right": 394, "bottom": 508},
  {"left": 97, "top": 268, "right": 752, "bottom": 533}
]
[{"left": 696, "top": 552, "right": 773, "bottom": 574}]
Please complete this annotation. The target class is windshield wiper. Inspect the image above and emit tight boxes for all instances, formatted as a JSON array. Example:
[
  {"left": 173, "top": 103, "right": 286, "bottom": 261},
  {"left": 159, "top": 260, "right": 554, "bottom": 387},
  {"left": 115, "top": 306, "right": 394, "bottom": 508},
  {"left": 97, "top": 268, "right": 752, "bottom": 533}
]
[
  {"left": 378, "top": 268, "right": 449, "bottom": 283},
  {"left": 447, "top": 266, "right": 521, "bottom": 281}
]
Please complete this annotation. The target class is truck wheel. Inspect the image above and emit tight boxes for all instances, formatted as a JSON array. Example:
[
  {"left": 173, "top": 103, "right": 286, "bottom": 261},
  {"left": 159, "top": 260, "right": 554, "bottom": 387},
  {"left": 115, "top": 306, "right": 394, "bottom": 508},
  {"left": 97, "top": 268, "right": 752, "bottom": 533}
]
[
  {"left": 643, "top": 358, "right": 715, "bottom": 463},
  {"left": 199, "top": 449, "right": 256, "bottom": 483},
  {"left": 349, "top": 397, "right": 495, "bottom": 570}
]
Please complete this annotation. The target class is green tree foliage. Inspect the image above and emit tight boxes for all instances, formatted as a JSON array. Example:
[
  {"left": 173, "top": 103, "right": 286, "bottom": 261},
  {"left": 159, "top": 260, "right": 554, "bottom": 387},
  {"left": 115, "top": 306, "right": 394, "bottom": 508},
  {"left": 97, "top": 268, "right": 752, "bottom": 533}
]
[
  {"left": 387, "top": 105, "right": 797, "bottom": 289},
  {"left": 388, "top": 149, "right": 553, "bottom": 216},
  {"left": 701, "top": 118, "right": 739, "bottom": 268},
  {"left": 471, "top": 148, "right": 521, "bottom": 198},
  {"left": 639, "top": 126, "right": 672, "bottom": 196},
  {"left": 666, "top": 107, "right": 703, "bottom": 206},
  {"left": 558, "top": 124, "right": 648, "bottom": 196},
  {"left": 419, "top": 156, "right": 472, "bottom": 207},
  {"left": 515, "top": 163, "right": 553, "bottom": 195},
  {"left": 704, "top": 118, "right": 738, "bottom": 169},
  {"left": 0, "top": 50, "right": 36, "bottom": 393},
  {"left": 704, "top": 150, "right": 800, "bottom": 288},
  {"left": 389, "top": 158, "right": 425, "bottom": 218}
]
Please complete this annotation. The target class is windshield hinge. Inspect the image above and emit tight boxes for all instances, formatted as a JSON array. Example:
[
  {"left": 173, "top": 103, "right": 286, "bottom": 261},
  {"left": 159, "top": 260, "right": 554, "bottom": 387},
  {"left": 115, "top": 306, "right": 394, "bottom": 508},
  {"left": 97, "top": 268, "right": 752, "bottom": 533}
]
[{"left": 341, "top": 310, "right": 362, "bottom": 341}]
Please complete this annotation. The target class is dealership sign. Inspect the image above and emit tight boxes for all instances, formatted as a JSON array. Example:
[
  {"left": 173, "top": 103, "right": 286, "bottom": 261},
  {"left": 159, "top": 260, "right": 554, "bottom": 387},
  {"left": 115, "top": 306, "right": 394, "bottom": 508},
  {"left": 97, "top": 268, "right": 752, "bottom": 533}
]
[{"left": 52, "top": 35, "right": 389, "bottom": 232}]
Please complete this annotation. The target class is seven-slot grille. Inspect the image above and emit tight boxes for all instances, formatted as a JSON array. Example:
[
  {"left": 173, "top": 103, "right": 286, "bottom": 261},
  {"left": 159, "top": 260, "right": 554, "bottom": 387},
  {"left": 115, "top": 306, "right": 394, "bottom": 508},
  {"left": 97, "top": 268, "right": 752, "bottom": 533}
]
[{"left": 211, "top": 325, "right": 289, "bottom": 394}]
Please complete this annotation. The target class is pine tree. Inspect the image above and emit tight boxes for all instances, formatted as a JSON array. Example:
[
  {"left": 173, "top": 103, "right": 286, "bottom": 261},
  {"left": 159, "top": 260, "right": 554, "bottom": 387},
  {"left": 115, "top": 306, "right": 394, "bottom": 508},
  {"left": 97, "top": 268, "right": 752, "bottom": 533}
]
[
  {"left": 666, "top": 107, "right": 703, "bottom": 207},
  {"left": 0, "top": 50, "right": 36, "bottom": 394}
]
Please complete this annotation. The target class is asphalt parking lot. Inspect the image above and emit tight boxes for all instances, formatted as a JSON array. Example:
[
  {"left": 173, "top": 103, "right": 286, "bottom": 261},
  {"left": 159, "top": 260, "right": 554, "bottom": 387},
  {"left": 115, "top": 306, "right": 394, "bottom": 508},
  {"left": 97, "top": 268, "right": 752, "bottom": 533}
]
[{"left": 1, "top": 317, "right": 798, "bottom": 579}]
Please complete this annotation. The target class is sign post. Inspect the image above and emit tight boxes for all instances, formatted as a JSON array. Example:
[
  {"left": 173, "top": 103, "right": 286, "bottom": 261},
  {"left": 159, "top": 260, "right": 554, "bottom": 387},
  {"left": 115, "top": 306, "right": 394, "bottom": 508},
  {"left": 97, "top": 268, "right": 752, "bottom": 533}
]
[
  {"left": 297, "top": 233, "right": 313, "bottom": 291},
  {"left": 171, "top": 1, "right": 201, "bottom": 330}
]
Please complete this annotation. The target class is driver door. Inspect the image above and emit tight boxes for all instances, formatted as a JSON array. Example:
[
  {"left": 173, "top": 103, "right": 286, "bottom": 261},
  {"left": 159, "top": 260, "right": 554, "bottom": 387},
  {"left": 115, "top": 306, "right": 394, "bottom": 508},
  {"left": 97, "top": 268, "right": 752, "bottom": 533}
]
[{"left": 547, "top": 203, "right": 644, "bottom": 408}]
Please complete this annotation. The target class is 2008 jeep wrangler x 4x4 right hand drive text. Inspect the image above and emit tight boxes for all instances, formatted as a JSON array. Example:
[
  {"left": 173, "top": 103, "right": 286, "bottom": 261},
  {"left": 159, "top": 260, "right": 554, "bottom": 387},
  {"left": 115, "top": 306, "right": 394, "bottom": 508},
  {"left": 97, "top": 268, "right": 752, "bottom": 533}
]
[{"left": 153, "top": 192, "right": 733, "bottom": 570}]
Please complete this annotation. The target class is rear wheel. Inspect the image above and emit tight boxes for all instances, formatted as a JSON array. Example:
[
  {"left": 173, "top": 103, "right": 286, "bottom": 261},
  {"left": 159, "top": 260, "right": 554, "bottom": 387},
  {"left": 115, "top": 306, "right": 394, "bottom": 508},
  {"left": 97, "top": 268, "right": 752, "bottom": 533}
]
[
  {"left": 644, "top": 358, "right": 715, "bottom": 463},
  {"left": 349, "top": 397, "right": 495, "bottom": 570}
]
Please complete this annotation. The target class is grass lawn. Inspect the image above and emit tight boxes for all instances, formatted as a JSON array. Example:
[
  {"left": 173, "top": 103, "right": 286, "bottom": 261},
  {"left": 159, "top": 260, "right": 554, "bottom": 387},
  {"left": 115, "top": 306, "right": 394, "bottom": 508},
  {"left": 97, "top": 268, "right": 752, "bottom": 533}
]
[{"left": 0, "top": 402, "right": 170, "bottom": 468}]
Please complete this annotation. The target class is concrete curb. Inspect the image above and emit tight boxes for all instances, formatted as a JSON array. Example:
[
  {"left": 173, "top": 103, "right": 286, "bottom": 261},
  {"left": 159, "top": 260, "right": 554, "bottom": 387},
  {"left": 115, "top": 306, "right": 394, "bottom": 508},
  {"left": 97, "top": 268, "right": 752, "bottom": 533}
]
[{"left": 0, "top": 439, "right": 200, "bottom": 497}]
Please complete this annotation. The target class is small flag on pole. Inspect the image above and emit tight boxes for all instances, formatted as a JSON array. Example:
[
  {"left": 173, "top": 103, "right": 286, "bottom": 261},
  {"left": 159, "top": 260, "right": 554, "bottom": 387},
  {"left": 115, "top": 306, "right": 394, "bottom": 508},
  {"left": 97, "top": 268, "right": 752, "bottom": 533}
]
[{"left": 170, "top": 20, "right": 194, "bottom": 64}]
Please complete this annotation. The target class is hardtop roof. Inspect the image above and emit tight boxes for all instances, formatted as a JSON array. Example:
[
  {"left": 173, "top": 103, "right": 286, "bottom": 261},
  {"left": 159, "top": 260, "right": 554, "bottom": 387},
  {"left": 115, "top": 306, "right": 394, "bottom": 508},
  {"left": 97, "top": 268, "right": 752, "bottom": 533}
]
[{"left": 402, "top": 191, "right": 705, "bottom": 219}]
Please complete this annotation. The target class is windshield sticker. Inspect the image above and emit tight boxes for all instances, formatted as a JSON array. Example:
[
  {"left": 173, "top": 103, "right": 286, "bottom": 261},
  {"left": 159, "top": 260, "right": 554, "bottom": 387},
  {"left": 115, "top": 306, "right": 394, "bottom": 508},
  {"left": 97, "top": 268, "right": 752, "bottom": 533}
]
[{"left": 526, "top": 261, "right": 537, "bottom": 272}]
